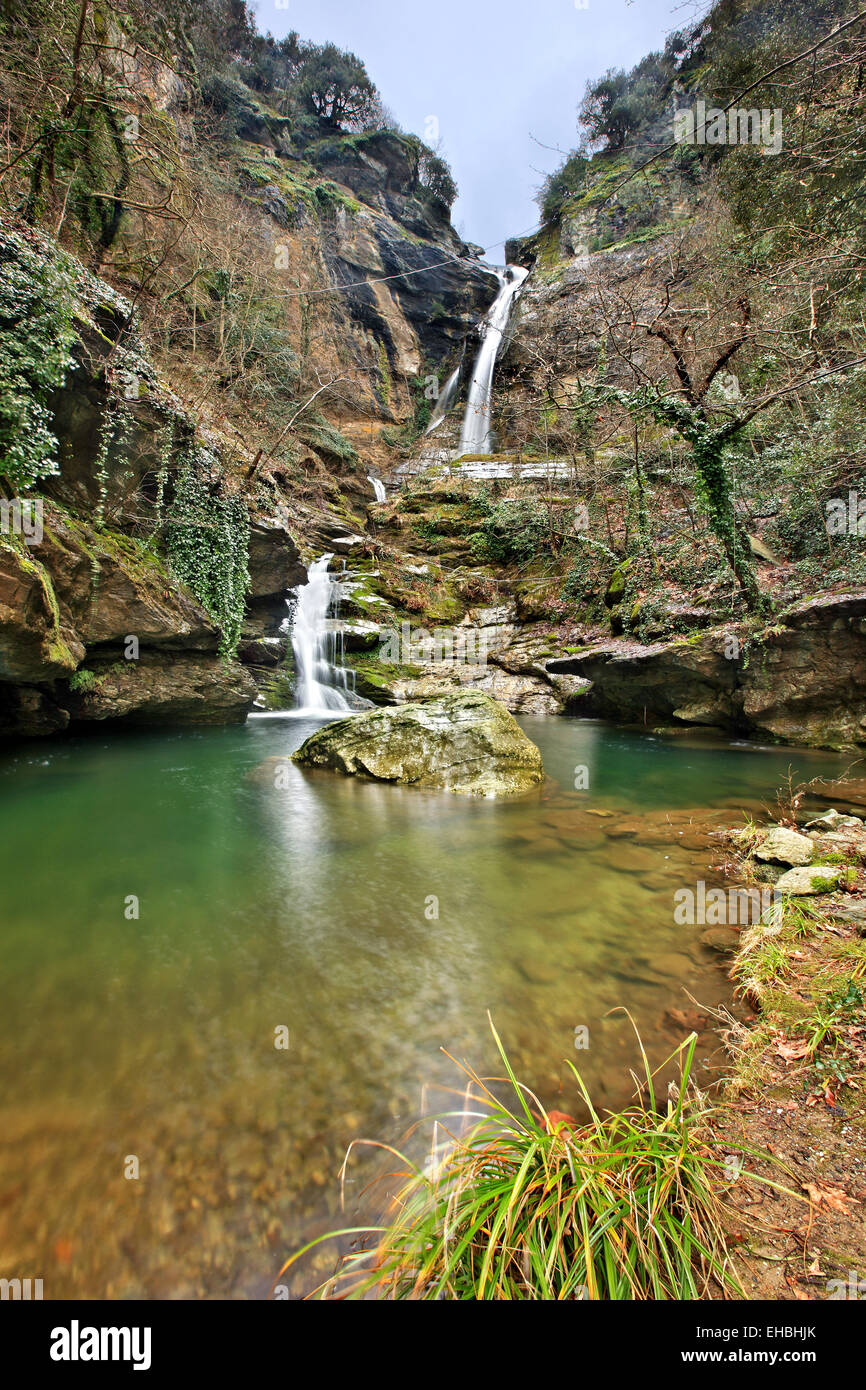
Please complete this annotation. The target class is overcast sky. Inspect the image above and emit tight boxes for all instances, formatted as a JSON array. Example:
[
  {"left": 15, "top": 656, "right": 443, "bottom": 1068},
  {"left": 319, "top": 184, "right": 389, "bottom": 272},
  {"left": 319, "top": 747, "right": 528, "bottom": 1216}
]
[{"left": 250, "top": 0, "right": 692, "bottom": 255}]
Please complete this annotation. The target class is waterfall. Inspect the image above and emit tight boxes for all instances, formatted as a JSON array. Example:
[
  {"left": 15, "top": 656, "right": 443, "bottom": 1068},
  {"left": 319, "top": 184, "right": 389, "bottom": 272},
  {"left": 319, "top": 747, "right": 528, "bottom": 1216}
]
[
  {"left": 458, "top": 265, "right": 528, "bottom": 456},
  {"left": 367, "top": 475, "right": 387, "bottom": 503},
  {"left": 290, "top": 555, "right": 357, "bottom": 715},
  {"left": 424, "top": 361, "right": 462, "bottom": 435}
]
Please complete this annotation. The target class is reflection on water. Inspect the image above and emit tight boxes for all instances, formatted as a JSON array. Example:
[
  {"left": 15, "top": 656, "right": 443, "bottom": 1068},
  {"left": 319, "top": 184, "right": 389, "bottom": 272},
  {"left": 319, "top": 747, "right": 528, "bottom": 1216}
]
[{"left": 0, "top": 716, "right": 847, "bottom": 1298}]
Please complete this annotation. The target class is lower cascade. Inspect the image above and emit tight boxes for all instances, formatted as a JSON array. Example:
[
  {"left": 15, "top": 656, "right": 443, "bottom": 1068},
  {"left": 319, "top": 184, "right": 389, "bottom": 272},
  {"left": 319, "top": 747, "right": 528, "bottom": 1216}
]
[
  {"left": 289, "top": 554, "right": 359, "bottom": 715},
  {"left": 367, "top": 475, "right": 387, "bottom": 503},
  {"left": 458, "top": 264, "right": 528, "bottom": 456}
]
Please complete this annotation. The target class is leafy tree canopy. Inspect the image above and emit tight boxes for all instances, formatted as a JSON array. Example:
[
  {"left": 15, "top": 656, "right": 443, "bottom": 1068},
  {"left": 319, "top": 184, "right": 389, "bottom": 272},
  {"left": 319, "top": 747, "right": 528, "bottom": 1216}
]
[{"left": 293, "top": 41, "right": 378, "bottom": 129}]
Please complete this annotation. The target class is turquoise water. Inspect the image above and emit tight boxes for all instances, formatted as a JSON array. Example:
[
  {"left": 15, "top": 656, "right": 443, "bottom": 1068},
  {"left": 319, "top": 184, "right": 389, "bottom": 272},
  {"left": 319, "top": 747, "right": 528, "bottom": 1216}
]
[{"left": 0, "top": 716, "right": 847, "bottom": 1298}]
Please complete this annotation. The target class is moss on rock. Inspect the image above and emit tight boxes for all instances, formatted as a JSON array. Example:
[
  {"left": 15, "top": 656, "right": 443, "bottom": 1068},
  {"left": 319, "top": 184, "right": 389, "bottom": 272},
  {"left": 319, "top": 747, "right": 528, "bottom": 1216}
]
[{"left": 292, "top": 689, "right": 545, "bottom": 797}]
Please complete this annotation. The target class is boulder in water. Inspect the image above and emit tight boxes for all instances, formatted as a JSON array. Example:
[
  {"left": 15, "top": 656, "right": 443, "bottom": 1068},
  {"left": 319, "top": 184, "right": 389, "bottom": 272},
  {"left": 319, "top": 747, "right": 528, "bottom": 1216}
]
[{"left": 291, "top": 690, "right": 545, "bottom": 797}]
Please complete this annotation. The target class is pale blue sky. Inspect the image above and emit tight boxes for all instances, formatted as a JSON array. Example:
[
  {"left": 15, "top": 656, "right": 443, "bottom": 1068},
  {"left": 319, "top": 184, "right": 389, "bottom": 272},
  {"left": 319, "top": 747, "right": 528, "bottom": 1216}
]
[{"left": 250, "top": 0, "right": 691, "bottom": 253}]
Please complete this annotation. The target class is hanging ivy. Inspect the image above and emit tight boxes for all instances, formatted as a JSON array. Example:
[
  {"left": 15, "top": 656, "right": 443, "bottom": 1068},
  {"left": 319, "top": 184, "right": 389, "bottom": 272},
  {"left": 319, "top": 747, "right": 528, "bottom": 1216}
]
[
  {"left": 153, "top": 424, "right": 172, "bottom": 527},
  {"left": 165, "top": 449, "right": 251, "bottom": 658},
  {"left": 0, "top": 226, "right": 76, "bottom": 489}
]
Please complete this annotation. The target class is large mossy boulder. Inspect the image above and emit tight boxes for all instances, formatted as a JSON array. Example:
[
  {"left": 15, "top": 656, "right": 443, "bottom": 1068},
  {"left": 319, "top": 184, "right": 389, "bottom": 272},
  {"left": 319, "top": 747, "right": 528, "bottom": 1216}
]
[{"left": 292, "top": 690, "right": 545, "bottom": 797}]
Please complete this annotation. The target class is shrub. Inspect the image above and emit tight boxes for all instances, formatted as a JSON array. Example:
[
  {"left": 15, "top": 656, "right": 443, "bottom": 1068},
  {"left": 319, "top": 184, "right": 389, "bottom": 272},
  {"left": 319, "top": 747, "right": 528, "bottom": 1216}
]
[
  {"left": 281, "top": 1020, "right": 745, "bottom": 1300},
  {"left": 468, "top": 497, "right": 549, "bottom": 565},
  {"left": 538, "top": 152, "right": 589, "bottom": 223}
]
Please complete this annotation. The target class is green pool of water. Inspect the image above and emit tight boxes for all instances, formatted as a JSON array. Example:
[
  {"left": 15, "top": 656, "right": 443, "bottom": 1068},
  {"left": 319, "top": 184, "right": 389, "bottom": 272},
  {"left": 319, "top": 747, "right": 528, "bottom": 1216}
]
[{"left": 0, "top": 715, "right": 847, "bottom": 1298}]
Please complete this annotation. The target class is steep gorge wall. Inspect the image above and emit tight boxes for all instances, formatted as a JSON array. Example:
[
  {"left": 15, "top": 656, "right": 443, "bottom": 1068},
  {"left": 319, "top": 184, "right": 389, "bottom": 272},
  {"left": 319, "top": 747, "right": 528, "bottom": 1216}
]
[
  {"left": 0, "top": 71, "right": 498, "bottom": 738},
  {"left": 6, "top": 8, "right": 866, "bottom": 754}
]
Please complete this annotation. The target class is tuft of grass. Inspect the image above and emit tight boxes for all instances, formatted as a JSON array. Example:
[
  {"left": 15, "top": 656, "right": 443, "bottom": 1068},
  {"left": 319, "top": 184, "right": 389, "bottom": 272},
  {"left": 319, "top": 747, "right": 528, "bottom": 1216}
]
[
  {"left": 804, "top": 975, "right": 865, "bottom": 1058},
  {"left": 734, "top": 936, "right": 791, "bottom": 1001},
  {"left": 278, "top": 1016, "right": 744, "bottom": 1301},
  {"left": 785, "top": 900, "right": 823, "bottom": 939}
]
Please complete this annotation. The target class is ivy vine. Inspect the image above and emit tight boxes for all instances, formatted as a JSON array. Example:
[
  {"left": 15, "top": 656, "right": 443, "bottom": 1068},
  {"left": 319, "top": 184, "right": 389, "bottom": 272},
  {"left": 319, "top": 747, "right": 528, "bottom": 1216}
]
[
  {"left": 0, "top": 226, "right": 76, "bottom": 489},
  {"left": 584, "top": 384, "right": 763, "bottom": 611},
  {"left": 165, "top": 449, "right": 250, "bottom": 658}
]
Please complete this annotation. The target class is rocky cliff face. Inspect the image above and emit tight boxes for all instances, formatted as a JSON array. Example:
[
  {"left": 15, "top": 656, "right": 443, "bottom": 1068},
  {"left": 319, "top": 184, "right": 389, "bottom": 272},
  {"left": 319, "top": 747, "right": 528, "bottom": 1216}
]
[
  {"left": 0, "top": 223, "right": 300, "bottom": 736},
  {"left": 0, "top": 459, "right": 262, "bottom": 740},
  {"left": 5, "top": 18, "right": 866, "bottom": 755},
  {"left": 547, "top": 593, "right": 866, "bottom": 748},
  {"left": 311, "top": 495, "right": 866, "bottom": 748},
  {"left": 224, "top": 124, "right": 496, "bottom": 436},
  {"left": 308, "top": 131, "right": 496, "bottom": 368},
  {"left": 0, "top": 81, "right": 497, "bottom": 740}
]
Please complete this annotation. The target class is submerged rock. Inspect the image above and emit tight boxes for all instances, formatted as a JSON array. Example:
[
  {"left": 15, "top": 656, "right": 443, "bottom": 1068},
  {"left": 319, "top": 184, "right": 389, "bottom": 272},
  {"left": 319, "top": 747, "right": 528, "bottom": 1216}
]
[
  {"left": 700, "top": 926, "right": 740, "bottom": 953},
  {"left": 292, "top": 690, "right": 544, "bottom": 797}
]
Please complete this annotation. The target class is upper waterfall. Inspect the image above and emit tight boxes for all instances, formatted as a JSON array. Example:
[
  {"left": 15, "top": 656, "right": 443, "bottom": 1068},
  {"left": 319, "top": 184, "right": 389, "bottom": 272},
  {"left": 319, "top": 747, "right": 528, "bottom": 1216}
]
[{"left": 458, "top": 265, "right": 528, "bottom": 456}]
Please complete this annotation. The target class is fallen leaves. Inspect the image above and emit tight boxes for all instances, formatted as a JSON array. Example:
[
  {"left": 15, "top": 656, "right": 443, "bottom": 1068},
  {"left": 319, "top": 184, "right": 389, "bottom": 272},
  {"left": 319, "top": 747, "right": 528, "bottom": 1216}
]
[
  {"left": 775, "top": 1038, "right": 811, "bottom": 1062},
  {"left": 787, "top": 1278, "right": 814, "bottom": 1300},
  {"left": 802, "top": 1181, "right": 857, "bottom": 1215}
]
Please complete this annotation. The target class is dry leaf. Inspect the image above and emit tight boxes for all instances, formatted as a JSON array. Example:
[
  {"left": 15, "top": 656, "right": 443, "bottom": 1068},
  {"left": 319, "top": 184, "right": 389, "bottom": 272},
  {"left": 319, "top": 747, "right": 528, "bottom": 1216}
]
[
  {"left": 543, "top": 1109, "right": 576, "bottom": 1133},
  {"left": 776, "top": 1038, "right": 810, "bottom": 1062},
  {"left": 803, "top": 1182, "right": 856, "bottom": 1214}
]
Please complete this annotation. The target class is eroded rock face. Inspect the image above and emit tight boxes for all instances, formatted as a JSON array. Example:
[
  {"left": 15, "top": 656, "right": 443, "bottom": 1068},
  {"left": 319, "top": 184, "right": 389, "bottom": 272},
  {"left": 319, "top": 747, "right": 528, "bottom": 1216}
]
[
  {"left": 755, "top": 827, "right": 814, "bottom": 867},
  {"left": 243, "top": 521, "right": 306, "bottom": 643},
  {"left": 546, "top": 592, "right": 866, "bottom": 748},
  {"left": 741, "top": 594, "right": 866, "bottom": 746},
  {"left": 0, "top": 501, "right": 257, "bottom": 736},
  {"left": 0, "top": 684, "right": 70, "bottom": 738},
  {"left": 326, "top": 205, "right": 498, "bottom": 368},
  {"left": 292, "top": 690, "right": 545, "bottom": 797},
  {"left": 0, "top": 543, "right": 83, "bottom": 682},
  {"left": 0, "top": 228, "right": 307, "bottom": 737},
  {"left": 247, "top": 521, "right": 306, "bottom": 601},
  {"left": 62, "top": 652, "right": 256, "bottom": 727}
]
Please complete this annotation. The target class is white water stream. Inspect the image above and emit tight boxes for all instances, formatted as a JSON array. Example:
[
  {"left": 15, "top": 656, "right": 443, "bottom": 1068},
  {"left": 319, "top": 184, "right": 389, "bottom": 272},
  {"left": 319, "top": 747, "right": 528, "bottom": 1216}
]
[
  {"left": 424, "top": 362, "right": 462, "bottom": 435},
  {"left": 287, "top": 270, "right": 528, "bottom": 716},
  {"left": 458, "top": 265, "right": 528, "bottom": 455},
  {"left": 289, "top": 555, "right": 358, "bottom": 715},
  {"left": 367, "top": 475, "right": 387, "bottom": 503}
]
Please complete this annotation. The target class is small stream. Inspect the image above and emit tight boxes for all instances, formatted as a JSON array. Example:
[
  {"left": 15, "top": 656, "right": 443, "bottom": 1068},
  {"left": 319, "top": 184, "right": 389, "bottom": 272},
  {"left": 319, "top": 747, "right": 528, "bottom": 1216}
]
[{"left": 0, "top": 716, "right": 848, "bottom": 1297}]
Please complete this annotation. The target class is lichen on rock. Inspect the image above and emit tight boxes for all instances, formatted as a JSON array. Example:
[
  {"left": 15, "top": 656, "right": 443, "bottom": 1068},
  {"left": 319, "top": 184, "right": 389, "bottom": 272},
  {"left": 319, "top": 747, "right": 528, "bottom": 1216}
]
[
  {"left": 775, "top": 865, "right": 843, "bottom": 896},
  {"left": 755, "top": 826, "right": 814, "bottom": 868},
  {"left": 291, "top": 689, "right": 545, "bottom": 797}
]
